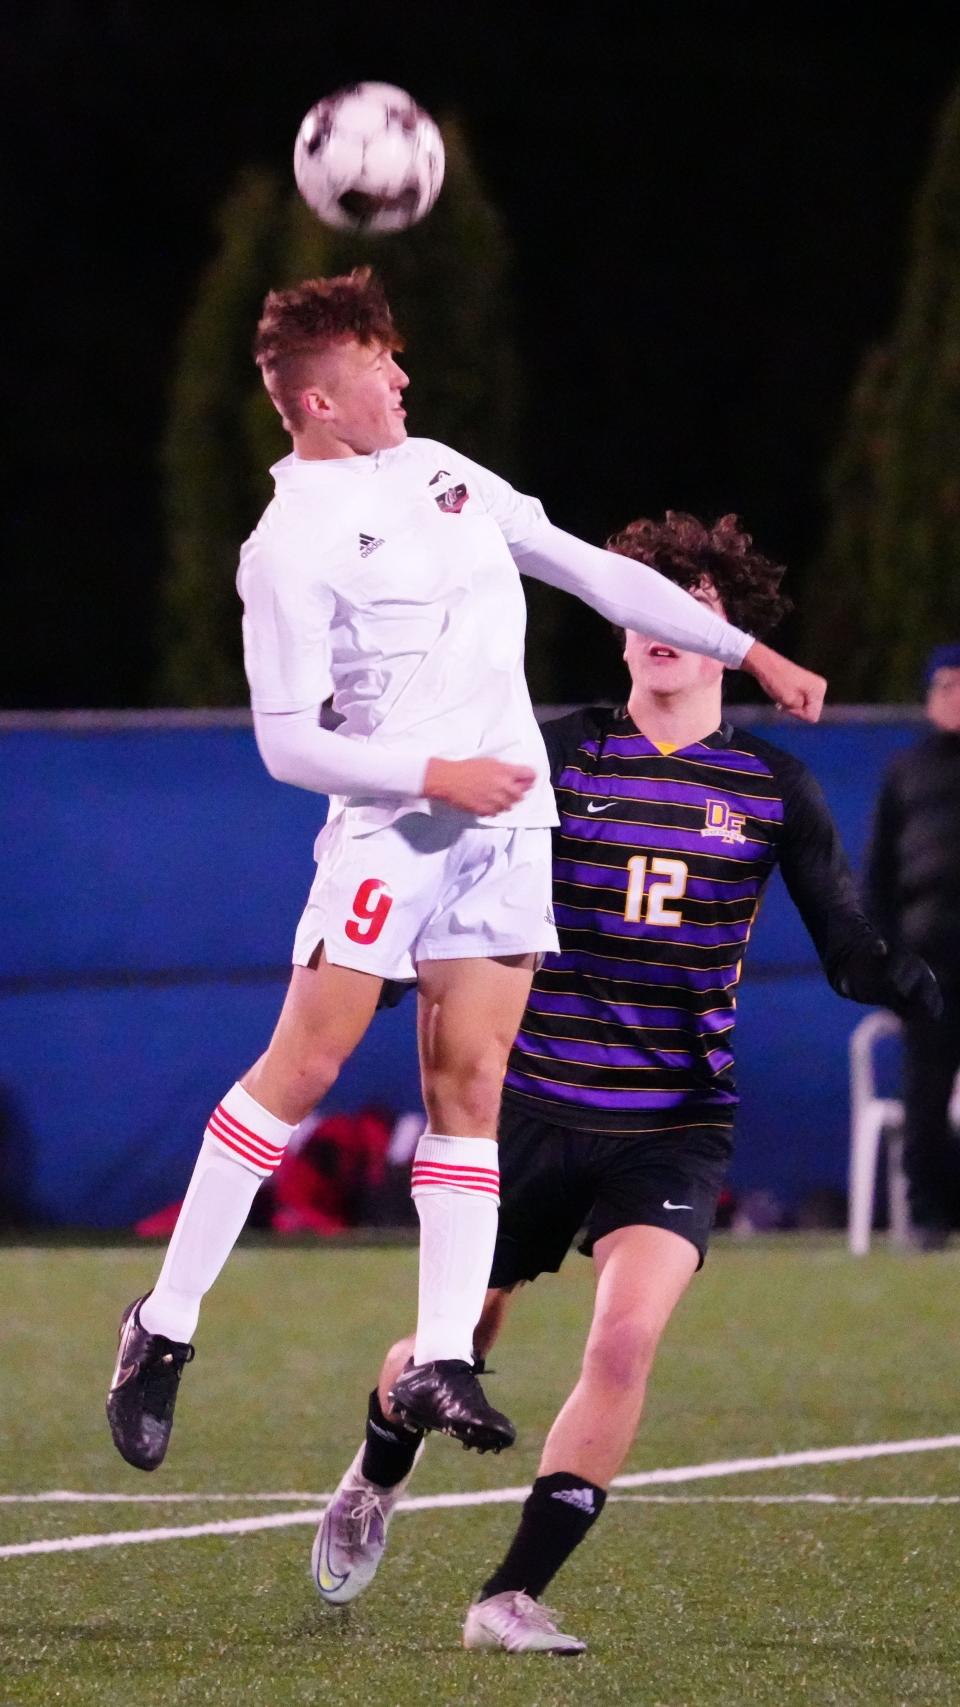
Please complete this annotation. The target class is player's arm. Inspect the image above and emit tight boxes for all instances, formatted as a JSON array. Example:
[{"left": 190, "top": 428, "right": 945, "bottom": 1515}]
[
  {"left": 513, "top": 524, "right": 825, "bottom": 722},
  {"left": 440, "top": 447, "right": 824, "bottom": 723},
  {"left": 775, "top": 755, "right": 940, "bottom": 1021},
  {"left": 240, "top": 537, "right": 534, "bottom": 813}
]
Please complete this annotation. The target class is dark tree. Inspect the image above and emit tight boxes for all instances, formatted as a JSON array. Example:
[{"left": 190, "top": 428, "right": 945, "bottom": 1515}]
[{"left": 156, "top": 120, "right": 526, "bottom": 706}]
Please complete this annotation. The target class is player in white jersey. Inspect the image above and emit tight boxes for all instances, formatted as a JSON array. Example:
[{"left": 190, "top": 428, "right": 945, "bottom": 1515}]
[{"left": 107, "top": 268, "right": 826, "bottom": 1469}]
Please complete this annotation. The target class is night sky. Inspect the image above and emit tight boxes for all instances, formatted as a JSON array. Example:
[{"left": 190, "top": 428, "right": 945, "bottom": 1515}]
[{"left": 5, "top": 5, "right": 960, "bottom": 709}]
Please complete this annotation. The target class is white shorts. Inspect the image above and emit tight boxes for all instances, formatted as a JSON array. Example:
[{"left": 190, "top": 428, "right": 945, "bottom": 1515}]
[{"left": 291, "top": 812, "right": 560, "bottom": 981}]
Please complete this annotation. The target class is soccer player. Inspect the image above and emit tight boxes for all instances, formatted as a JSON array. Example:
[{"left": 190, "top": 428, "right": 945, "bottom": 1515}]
[
  {"left": 314, "top": 510, "right": 939, "bottom": 1653},
  {"left": 107, "top": 270, "right": 826, "bottom": 1473}
]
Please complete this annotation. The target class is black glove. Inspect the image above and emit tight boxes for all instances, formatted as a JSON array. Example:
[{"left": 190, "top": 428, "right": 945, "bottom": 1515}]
[{"left": 838, "top": 938, "right": 943, "bottom": 1023}]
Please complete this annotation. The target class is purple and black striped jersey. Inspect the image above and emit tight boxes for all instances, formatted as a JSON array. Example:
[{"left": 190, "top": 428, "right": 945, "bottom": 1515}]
[{"left": 503, "top": 706, "right": 879, "bottom": 1135}]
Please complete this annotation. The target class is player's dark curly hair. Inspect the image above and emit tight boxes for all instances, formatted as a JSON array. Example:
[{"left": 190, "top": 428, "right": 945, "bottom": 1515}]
[
  {"left": 607, "top": 511, "right": 790, "bottom": 639},
  {"left": 254, "top": 266, "right": 403, "bottom": 431}
]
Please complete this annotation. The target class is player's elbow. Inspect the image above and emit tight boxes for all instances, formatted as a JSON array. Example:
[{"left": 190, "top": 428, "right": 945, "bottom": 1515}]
[{"left": 256, "top": 736, "right": 294, "bottom": 785}]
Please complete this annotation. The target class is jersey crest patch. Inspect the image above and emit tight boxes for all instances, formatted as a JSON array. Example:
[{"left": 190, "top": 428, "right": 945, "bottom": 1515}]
[
  {"left": 434, "top": 483, "right": 469, "bottom": 514},
  {"left": 700, "top": 798, "right": 747, "bottom": 845}
]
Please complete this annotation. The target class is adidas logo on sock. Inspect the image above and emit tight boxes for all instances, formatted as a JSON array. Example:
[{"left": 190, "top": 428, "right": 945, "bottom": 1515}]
[
  {"left": 551, "top": 1486, "right": 595, "bottom": 1514},
  {"left": 359, "top": 532, "right": 384, "bottom": 558}
]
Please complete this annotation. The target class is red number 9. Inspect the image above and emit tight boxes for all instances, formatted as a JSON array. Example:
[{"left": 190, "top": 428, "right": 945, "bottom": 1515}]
[{"left": 344, "top": 877, "right": 394, "bottom": 945}]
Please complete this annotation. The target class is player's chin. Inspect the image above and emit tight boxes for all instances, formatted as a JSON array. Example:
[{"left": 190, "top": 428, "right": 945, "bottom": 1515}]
[{"left": 386, "top": 414, "right": 408, "bottom": 444}]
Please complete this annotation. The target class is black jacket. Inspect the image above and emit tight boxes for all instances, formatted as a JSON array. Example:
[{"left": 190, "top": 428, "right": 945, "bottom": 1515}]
[{"left": 863, "top": 730, "right": 960, "bottom": 988}]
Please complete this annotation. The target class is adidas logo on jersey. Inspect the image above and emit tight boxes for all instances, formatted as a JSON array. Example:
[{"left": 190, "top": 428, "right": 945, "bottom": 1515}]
[
  {"left": 551, "top": 1486, "right": 596, "bottom": 1514},
  {"left": 359, "top": 532, "right": 385, "bottom": 558}
]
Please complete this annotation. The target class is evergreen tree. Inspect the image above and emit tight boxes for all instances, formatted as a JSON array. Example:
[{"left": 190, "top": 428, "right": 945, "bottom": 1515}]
[
  {"left": 808, "top": 78, "right": 960, "bottom": 700},
  {"left": 803, "top": 346, "right": 894, "bottom": 697},
  {"left": 156, "top": 120, "right": 524, "bottom": 705}
]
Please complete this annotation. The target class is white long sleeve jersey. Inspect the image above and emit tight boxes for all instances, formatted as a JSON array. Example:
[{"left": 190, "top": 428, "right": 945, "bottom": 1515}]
[{"left": 237, "top": 438, "right": 753, "bottom": 829}]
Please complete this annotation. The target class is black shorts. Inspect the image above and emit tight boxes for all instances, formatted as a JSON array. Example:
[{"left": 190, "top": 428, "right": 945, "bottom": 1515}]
[{"left": 489, "top": 1101, "right": 732, "bottom": 1287}]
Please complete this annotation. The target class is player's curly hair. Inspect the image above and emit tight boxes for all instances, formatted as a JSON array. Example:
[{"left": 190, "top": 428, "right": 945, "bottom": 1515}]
[
  {"left": 254, "top": 266, "right": 403, "bottom": 431},
  {"left": 607, "top": 511, "right": 790, "bottom": 639}
]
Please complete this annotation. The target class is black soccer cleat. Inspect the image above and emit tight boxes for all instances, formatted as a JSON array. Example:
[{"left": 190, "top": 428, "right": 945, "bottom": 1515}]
[
  {"left": 106, "top": 1295, "right": 195, "bottom": 1472},
  {"left": 388, "top": 1358, "right": 516, "bottom": 1454}
]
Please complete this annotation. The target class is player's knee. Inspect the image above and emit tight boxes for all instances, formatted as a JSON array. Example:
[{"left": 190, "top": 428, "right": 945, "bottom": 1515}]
[
  {"left": 584, "top": 1314, "right": 659, "bottom": 1393},
  {"left": 282, "top": 1041, "right": 350, "bottom": 1104}
]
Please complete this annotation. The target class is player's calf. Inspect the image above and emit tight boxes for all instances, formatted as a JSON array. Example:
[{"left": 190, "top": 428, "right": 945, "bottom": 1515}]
[{"left": 313, "top": 1386, "right": 425, "bottom": 1605}]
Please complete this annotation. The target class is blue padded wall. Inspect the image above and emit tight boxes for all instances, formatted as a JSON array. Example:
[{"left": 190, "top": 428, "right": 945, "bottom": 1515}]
[{"left": 0, "top": 714, "right": 922, "bottom": 1226}]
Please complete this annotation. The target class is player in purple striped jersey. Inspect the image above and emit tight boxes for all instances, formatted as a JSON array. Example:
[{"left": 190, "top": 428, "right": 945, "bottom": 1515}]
[{"left": 315, "top": 512, "right": 940, "bottom": 1653}]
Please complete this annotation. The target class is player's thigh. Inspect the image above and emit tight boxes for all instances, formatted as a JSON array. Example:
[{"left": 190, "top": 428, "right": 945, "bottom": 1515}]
[
  {"left": 246, "top": 952, "right": 383, "bottom": 1117},
  {"left": 416, "top": 953, "right": 536, "bottom": 1081},
  {"left": 585, "top": 1223, "right": 699, "bottom": 1381},
  {"left": 270, "top": 950, "right": 383, "bottom": 1060}
]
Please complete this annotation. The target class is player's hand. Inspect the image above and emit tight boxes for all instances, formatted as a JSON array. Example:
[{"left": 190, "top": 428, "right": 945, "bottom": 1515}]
[
  {"left": 839, "top": 938, "right": 943, "bottom": 1023},
  {"left": 880, "top": 948, "right": 943, "bottom": 1024},
  {"left": 741, "top": 641, "right": 827, "bottom": 723},
  {"left": 424, "top": 756, "right": 537, "bottom": 815}
]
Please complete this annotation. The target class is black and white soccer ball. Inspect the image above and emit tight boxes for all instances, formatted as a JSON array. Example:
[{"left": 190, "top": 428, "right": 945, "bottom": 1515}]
[{"left": 294, "top": 82, "right": 445, "bottom": 233}]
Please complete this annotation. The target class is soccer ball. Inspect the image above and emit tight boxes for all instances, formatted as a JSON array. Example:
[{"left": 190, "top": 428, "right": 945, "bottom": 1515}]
[{"left": 294, "top": 82, "right": 445, "bottom": 233}]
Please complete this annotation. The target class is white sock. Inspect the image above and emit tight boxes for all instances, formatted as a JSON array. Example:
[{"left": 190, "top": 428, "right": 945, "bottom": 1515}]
[
  {"left": 410, "top": 1133, "right": 500, "bottom": 1366},
  {"left": 139, "top": 1084, "right": 295, "bottom": 1343}
]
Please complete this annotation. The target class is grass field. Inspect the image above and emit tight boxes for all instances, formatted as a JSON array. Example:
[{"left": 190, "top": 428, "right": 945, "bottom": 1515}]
[{"left": 3, "top": 1235, "right": 960, "bottom": 1706}]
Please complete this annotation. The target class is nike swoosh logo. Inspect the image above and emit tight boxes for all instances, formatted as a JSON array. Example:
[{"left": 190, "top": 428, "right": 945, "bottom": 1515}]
[
  {"left": 110, "top": 1317, "right": 140, "bottom": 1390},
  {"left": 663, "top": 1200, "right": 693, "bottom": 1211},
  {"left": 314, "top": 1513, "right": 348, "bottom": 1596},
  {"left": 585, "top": 801, "right": 616, "bottom": 814}
]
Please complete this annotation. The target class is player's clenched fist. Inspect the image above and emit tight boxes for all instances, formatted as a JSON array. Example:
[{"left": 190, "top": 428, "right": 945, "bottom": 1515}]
[
  {"left": 741, "top": 642, "right": 827, "bottom": 724},
  {"left": 424, "top": 756, "right": 537, "bottom": 815}
]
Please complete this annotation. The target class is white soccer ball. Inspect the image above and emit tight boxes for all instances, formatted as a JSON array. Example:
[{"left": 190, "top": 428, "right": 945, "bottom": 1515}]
[{"left": 294, "top": 82, "right": 445, "bottom": 233}]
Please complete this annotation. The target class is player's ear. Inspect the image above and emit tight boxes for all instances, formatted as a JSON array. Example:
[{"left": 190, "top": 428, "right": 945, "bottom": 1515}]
[{"left": 300, "top": 386, "right": 335, "bottom": 423}]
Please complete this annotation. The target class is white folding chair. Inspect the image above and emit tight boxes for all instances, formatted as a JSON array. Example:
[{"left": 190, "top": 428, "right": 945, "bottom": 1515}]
[{"left": 848, "top": 1010, "right": 909, "bottom": 1255}]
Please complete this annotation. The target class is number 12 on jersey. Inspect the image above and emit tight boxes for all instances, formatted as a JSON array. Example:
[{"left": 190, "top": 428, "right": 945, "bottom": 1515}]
[{"left": 624, "top": 855, "right": 688, "bottom": 926}]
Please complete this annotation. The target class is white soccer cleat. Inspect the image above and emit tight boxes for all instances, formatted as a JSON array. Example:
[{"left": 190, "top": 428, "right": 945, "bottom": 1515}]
[
  {"left": 462, "top": 1590, "right": 587, "bottom": 1654},
  {"left": 311, "top": 1442, "right": 423, "bottom": 1606}
]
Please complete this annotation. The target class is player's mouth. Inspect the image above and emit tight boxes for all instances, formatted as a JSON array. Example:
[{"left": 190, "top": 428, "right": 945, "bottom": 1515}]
[{"left": 647, "top": 644, "right": 679, "bottom": 660}]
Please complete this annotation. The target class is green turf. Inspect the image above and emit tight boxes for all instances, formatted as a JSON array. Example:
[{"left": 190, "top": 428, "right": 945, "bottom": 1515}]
[{"left": 3, "top": 1236, "right": 960, "bottom": 1705}]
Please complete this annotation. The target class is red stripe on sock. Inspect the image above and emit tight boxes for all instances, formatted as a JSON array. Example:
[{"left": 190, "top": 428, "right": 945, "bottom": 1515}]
[
  {"left": 208, "top": 1110, "right": 284, "bottom": 1165},
  {"left": 213, "top": 1102, "right": 284, "bottom": 1157},
  {"left": 411, "top": 1168, "right": 500, "bottom": 1198},
  {"left": 411, "top": 1163, "right": 500, "bottom": 1185},
  {"left": 207, "top": 1122, "right": 280, "bottom": 1174}
]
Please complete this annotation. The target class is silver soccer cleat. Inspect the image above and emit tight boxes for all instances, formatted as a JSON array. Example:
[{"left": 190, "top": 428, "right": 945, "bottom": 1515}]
[
  {"left": 311, "top": 1442, "right": 423, "bottom": 1605},
  {"left": 462, "top": 1590, "right": 587, "bottom": 1654}
]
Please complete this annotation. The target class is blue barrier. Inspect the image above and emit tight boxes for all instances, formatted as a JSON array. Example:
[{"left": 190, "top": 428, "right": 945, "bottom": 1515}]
[{"left": 0, "top": 709, "right": 925, "bottom": 1226}]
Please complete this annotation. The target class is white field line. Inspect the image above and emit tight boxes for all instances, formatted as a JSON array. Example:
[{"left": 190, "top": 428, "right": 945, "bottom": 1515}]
[
  {"left": 3, "top": 1431, "right": 960, "bottom": 1560},
  {"left": 0, "top": 1491, "right": 328, "bottom": 1505},
  {"left": 613, "top": 1494, "right": 960, "bottom": 1506}
]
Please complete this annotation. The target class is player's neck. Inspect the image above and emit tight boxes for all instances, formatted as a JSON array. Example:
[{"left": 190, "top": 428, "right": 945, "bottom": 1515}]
[
  {"left": 626, "top": 684, "right": 723, "bottom": 749},
  {"left": 291, "top": 430, "right": 364, "bottom": 461}
]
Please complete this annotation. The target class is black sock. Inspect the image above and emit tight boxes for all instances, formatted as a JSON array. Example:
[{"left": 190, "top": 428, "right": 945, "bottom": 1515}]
[
  {"left": 480, "top": 1471, "right": 607, "bottom": 1601},
  {"left": 360, "top": 1388, "right": 424, "bottom": 1489}
]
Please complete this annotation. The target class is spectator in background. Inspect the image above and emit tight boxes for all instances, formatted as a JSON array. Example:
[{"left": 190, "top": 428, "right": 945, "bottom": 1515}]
[{"left": 864, "top": 645, "right": 960, "bottom": 1248}]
